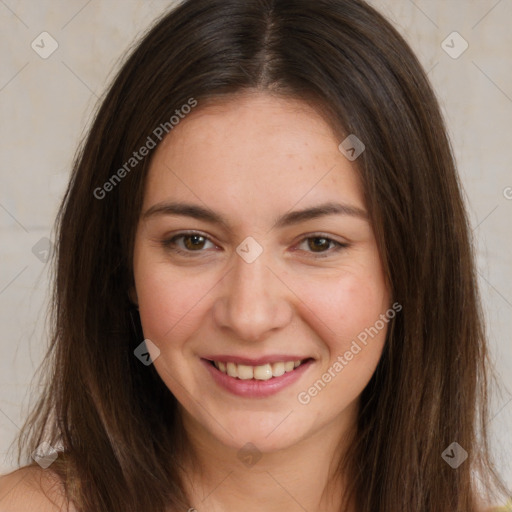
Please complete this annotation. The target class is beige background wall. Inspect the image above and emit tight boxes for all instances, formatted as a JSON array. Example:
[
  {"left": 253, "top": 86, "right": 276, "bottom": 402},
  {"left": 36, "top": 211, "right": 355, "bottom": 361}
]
[{"left": 1, "top": 0, "right": 511, "bottom": 488}]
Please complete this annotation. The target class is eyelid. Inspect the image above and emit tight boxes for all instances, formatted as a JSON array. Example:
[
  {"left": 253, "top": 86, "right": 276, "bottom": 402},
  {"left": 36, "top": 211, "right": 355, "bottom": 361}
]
[{"left": 291, "top": 231, "right": 349, "bottom": 246}]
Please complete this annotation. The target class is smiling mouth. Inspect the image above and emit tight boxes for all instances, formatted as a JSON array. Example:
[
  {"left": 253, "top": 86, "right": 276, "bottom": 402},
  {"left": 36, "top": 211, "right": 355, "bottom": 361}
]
[{"left": 208, "top": 358, "right": 312, "bottom": 380}]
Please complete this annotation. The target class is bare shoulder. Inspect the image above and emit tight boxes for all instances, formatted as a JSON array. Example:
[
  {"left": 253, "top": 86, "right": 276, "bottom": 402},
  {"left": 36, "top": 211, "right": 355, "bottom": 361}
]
[{"left": 0, "top": 466, "right": 75, "bottom": 512}]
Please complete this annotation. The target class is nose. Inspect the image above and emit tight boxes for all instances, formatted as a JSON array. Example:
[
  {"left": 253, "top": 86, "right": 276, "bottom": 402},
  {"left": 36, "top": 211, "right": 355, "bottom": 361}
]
[{"left": 212, "top": 249, "right": 294, "bottom": 343}]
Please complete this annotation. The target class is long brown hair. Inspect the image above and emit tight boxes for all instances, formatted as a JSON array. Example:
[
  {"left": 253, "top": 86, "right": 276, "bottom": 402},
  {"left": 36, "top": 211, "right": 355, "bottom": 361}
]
[{"left": 16, "top": 0, "right": 508, "bottom": 510}]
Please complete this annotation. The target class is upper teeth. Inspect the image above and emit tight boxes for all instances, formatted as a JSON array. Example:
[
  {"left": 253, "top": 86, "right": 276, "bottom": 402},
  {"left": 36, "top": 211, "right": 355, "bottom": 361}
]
[{"left": 214, "top": 360, "right": 303, "bottom": 380}]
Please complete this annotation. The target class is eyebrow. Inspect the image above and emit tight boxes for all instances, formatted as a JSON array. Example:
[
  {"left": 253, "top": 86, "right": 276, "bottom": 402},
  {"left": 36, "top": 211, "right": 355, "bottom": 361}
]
[{"left": 142, "top": 200, "right": 368, "bottom": 229}]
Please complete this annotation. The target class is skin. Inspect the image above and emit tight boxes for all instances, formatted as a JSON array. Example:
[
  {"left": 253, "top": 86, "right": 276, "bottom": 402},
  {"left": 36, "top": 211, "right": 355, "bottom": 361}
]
[
  {"left": 131, "top": 91, "right": 391, "bottom": 512},
  {"left": 0, "top": 92, "right": 496, "bottom": 512}
]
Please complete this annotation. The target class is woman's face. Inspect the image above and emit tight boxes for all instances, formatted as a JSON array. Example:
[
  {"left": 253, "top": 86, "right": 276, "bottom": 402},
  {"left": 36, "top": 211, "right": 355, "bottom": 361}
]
[{"left": 132, "top": 92, "right": 390, "bottom": 453}]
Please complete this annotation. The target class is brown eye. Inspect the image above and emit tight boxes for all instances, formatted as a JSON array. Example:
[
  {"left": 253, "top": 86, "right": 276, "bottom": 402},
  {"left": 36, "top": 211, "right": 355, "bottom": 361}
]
[
  {"left": 295, "top": 235, "right": 348, "bottom": 258},
  {"left": 183, "top": 234, "right": 207, "bottom": 250},
  {"left": 307, "top": 237, "right": 332, "bottom": 252},
  {"left": 161, "top": 232, "right": 216, "bottom": 255}
]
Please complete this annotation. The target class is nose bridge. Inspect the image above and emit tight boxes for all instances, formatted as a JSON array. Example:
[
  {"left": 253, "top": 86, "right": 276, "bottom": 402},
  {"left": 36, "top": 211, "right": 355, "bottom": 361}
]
[{"left": 213, "top": 247, "right": 292, "bottom": 342}]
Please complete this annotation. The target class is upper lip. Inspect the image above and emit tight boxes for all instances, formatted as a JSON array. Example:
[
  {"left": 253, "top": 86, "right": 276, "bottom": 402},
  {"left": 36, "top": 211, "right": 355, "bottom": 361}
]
[{"left": 202, "top": 355, "right": 313, "bottom": 366}]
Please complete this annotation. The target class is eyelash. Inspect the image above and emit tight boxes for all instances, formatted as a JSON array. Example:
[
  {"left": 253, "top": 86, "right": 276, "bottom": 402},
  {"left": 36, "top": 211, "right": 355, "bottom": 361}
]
[{"left": 160, "top": 231, "right": 349, "bottom": 259}]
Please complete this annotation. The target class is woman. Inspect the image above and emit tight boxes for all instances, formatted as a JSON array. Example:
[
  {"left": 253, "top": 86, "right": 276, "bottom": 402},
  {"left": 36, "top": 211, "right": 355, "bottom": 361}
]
[{"left": 0, "top": 0, "right": 509, "bottom": 510}]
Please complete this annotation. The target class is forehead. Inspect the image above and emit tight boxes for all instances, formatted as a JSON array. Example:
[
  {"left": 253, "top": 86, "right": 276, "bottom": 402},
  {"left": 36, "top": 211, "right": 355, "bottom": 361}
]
[{"left": 143, "top": 92, "right": 365, "bottom": 224}]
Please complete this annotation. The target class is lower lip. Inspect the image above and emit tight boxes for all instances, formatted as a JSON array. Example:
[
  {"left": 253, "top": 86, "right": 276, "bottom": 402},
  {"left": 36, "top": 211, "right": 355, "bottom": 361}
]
[{"left": 201, "top": 359, "right": 313, "bottom": 398}]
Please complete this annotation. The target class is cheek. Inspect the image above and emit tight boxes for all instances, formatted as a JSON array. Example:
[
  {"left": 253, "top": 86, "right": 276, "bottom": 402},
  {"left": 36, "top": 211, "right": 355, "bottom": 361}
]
[
  {"left": 294, "top": 274, "right": 389, "bottom": 410},
  {"left": 292, "top": 268, "right": 389, "bottom": 352},
  {"left": 133, "top": 252, "right": 213, "bottom": 345}
]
